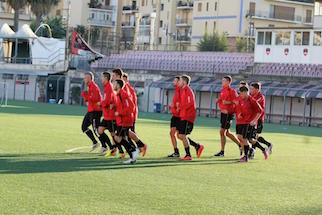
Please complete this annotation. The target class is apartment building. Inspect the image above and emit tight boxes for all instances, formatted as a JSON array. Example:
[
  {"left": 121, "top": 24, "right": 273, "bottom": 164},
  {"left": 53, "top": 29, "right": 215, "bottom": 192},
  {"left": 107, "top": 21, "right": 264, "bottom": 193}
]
[{"left": 0, "top": 2, "right": 32, "bottom": 30}]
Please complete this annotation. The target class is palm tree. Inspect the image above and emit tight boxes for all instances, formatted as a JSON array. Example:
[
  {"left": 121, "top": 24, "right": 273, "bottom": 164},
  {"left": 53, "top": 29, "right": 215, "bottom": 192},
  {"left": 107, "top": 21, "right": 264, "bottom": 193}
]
[
  {"left": 1, "top": 0, "right": 28, "bottom": 31},
  {"left": 27, "top": 0, "right": 59, "bottom": 29}
]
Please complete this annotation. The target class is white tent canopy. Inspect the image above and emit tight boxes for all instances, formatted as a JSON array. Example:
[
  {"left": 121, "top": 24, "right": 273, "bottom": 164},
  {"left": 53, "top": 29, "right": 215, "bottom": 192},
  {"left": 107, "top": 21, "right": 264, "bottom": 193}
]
[
  {"left": 0, "top": 23, "right": 15, "bottom": 38},
  {"left": 15, "top": 24, "right": 37, "bottom": 39}
]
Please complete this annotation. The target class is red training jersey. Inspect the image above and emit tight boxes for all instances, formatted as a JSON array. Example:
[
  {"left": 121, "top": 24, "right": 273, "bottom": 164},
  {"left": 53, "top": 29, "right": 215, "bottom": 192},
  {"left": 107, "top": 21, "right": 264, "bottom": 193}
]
[
  {"left": 81, "top": 81, "right": 102, "bottom": 112},
  {"left": 126, "top": 82, "right": 138, "bottom": 120},
  {"left": 252, "top": 92, "right": 265, "bottom": 121},
  {"left": 235, "top": 95, "right": 263, "bottom": 125},
  {"left": 179, "top": 85, "right": 196, "bottom": 124},
  {"left": 218, "top": 86, "right": 238, "bottom": 114},
  {"left": 115, "top": 88, "right": 135, "bottom": 127},
  {"left": 171, "top": 87, "right": 181, "bottom": 117},
  {"left": 101, "top": 82, "right": 116, "bottom": 121}
]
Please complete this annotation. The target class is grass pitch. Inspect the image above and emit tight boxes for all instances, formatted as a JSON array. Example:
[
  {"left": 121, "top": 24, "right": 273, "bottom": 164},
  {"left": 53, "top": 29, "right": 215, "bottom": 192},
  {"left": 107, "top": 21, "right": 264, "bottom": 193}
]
[{"left": 0, "top": 101, "right": 322, "bottom": 215}]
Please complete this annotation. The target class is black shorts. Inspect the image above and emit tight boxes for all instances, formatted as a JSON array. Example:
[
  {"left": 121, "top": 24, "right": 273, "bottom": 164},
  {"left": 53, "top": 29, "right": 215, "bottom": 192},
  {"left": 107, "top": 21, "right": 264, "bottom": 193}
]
[
  {"left": 236, "top": 124, "right": 251, "bottom": 139},
  {"left": 100, "top": 119, "right": 117, "bottom": 133},
  {"left": 220, "top": 113, "right": 234, "bottom": 129},
  {"left": 81, "top": 111, "right": 102, "bottom": 134},
  {"left": 170, "top": 116, "right": 181, "bottom": 129},
  {"left": 116, "top": 126, "right": 130, "bottom": 138},
  {"left": 178, "top": 120, "right": 194, "bottom": 135},
  {"left": 130, "top": 121, "right": 136, "bottom": 133},
  {"left": 256, "top": 120, "right": 264, "bottom": 134}
]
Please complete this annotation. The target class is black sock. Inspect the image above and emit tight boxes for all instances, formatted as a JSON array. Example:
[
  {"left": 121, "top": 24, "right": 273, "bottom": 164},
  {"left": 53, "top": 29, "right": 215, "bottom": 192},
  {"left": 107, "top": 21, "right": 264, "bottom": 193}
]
[
  {"left": 98, "top": 135, "right": 107, "bottom": 148},
  {"left": 174, "top": 148, "right": 179, "bottom": 154},
  {"left": 244, "top": 145, "right": 249, "bottom": 157},
  {"left": 120, "top": 139, "right": 135, "bottom": 158},
  {"left": 85, "top": 130, "right": 97, "bottom": 144},
  {"left": 188, "top": 138, "right": 200, "bottom": 150},
  {"left": 252, "top": 144, "right": 256, "bottom": 149},
  {"left": 258, "top": 136, "right": 271, "bottom": 147},
  {"left": 116, "top": 142, "right": 124, "bottom": 154},
  {"left": 98, "top": 133, "right": 113, "bottom": 149},
  {"left": 185, "top": 146, "right": 191, "bottom": 157},
  {"left": 254, "top": 141, "right": 265, "bottom": 152},
  {"left": 136, "top": 139, "right": 145, "bottom": 148}
]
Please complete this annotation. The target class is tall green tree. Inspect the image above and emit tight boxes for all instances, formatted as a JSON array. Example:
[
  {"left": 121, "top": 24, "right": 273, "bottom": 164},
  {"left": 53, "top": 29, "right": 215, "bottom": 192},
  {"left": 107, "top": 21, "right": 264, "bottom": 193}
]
[
  {"left": 197, "top": 31, "right": 229, "bottom": 52},
  {"left": 1, "top": 0, "right": 28, "bottom": 31},
  {"left": 27, "top": 0, "right": 59, "bottom": 29}
]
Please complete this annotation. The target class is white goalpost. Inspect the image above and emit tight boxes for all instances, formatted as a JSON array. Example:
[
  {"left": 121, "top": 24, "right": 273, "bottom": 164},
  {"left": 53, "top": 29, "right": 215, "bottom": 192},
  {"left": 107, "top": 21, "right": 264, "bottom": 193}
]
[{"left": 0, "top": 81, "right": 8, "bottom": 107}]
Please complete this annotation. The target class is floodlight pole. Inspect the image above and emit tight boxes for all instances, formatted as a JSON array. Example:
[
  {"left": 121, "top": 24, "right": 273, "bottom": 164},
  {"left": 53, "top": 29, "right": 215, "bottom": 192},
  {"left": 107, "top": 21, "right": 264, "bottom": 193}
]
[{"left": 64, "top": 0, "right": 71, "bottom": 72}]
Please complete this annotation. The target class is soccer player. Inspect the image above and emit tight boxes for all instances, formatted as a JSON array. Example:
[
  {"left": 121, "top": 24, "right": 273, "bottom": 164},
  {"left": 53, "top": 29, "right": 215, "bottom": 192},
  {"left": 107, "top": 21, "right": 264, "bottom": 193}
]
[
  {"left": 122, "top": 73, "right": 147, "bottom": 156},
  {"left": 177, "top": 75, "right": 204, "bottom": 161},
  {"left": 81, "top": 72, "right": 111, "bottom": 154},
  {"left": 214, "top": 76, "right": 241, "bottom": 157},
  {"left": 97, "top": 71, "right": 118, "bottom": 156},
  {"left": 168, "top": 76, "right": 181, "bottom": 157},
  {"left": 235, "top": 86, "right": 263, "bottom": 163},
  {"left": 113, "top": 79, "right": 140, "bottom": 164},
  {"left": 250, "top": 82, "right": 273, "bottom": 156}
]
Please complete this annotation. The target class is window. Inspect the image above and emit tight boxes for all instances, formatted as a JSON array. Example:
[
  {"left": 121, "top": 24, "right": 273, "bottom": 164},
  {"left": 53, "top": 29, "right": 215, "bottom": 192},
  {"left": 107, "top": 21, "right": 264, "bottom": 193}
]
[
  {"left": 205, "top": 21, "right": 208, "bottom": 32},
  {"left": 314, "top": 31, "right": 321, "bottom": 46},
  {"left": 160, "top": 20, "right": 163, "bottom": 27},
  {"left": 275, "top": 31, "right": 290, "bottom": 45},
  {"left": 159, "top": 37, "right": 162, "bottom": 44},
  {"left": 206, "top": 2, "right": 209, "bottom": 11},
  {"left": 161, "top": 4, "right": 164, "bottom": 11},
  {"left": 17, "top": 75, "right": 28, "bottom": 81},
  {"left": 198, "top": 3, "right": 202, "bottom": 11},
  {"left": 294, "top": 32, "right": 310, "bottom": 46},
  {"left": 56, "top": 9, "right": 61, "bottom": 16},
  {"left": 214, "top": 2, "right": 217, "bottom": 11},
  {"left": 272, "top": 5, "right": 295, "bottom": 21},
  {"left": 265, "top": 32, "right": 272, "bottom": 45},
  {"left": 249, "top": 2, "right": 256, "bottom": 16},
  {"left": 141, "top": 0, "right": 144, "bottom": 6},
  {"left": 2, "top": 73, "right": 13, "bottom": 80},
  {"left": 306, "top": 10, "right": 312, "bottom": 23},
  {"left": 214, "top": 21, "right": 216, "bottom": 31},
  {"left": 314, "top": 2, "right": 322, "bottom": 15},
  {"left": 257, "top": 32, "right": 264, "bottom": 45}
]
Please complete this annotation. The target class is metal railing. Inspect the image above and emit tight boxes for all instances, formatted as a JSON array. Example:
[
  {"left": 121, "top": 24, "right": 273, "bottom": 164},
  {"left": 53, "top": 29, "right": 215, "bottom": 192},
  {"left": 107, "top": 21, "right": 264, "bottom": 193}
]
[{"left": 247, "top": 10, "right": 310, "bottom": 24}]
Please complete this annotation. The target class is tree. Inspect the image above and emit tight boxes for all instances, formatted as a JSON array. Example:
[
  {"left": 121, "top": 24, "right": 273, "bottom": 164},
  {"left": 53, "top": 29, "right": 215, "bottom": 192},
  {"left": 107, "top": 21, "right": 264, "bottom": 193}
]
[
  {"left": 236, "top": 37, "right": 255, "bottom": 53},
  {"left": 31, "top": 16, "right": 65, "bottom": 38},
  {"left": 27, "top": 0, "right": 59, "bottom": 29},
  {"left": 1, "top": 0, "right": 28, "bottom": 31},
  {"left": 197, "top": 31, "right": 229, "bottom": 52}
]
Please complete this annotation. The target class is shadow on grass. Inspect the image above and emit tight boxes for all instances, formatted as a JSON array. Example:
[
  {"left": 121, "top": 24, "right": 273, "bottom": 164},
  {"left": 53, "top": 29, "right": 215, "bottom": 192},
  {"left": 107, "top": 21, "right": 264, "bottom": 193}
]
[{"left": 0, "top": 153, "right": 243, "bottom": 174}]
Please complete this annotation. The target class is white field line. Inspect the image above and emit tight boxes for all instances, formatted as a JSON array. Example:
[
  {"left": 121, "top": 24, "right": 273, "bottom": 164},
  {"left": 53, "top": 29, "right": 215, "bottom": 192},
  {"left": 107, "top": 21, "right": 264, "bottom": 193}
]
[{"left": 65, "top": 146, "right": 91, "bottom": 153}]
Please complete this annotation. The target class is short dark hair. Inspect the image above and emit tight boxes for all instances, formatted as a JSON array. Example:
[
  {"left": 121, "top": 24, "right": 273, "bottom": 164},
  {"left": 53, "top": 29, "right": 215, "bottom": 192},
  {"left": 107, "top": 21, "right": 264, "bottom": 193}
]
[
  {"left": 112, "top": 68, "right": 123, "bottom": 78},
  {"left": 239, "top": 86, "right": 249, "bottom": 92},
  {"left": 223, "top": 75, "right": 232, "bottom": 83},
  {"left": 102, "top": 72, "right": 111, "bottom": 81},
  {"left": 85, "top": 72, "right": 94, "bottom": 80},
  {"left": 115, "top": 79, "right": 125, "bottom": 89},
  {"left": 251, "top": 82, "right": 261, "bottom": 90},
  {"left": 175, "top": 76, "right": 180, "bottom": 80},
  {"left": 181, "top": 75, "right": 191, "bottom": 85},
  {"left": 239, "top": 81, "right": 248, "bottom": 86},
  {"left": 122, "top": 73, "right": 128, "bottom": 78}
]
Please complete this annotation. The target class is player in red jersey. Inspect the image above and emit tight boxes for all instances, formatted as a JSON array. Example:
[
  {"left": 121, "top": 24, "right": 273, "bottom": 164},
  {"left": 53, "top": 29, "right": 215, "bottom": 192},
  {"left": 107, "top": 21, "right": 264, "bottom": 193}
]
[
  {"left": 81, "top": 72, "right": 111, "bottom": 153},
  {"left": 113, "top": 79, "right": 140, "bottom": 164},
  {"left": 97, "top": 72, "right": 118, "bottom": 156},
  {"left": 177, "top": 75, "right": 204, "bottom": 161},
  {"left": 168, "top": 76, "right": 181, "bottom": 157},
  {"left": 235, "top": 86, "right": 263, "bottom": 163},
  {"left": 249, "top": 82, "right": 273, "bottom": 158},
  {"left": 122, "top": 73, "right": 147, "bottom": 157},
  {"left": 214, "top": 76, "right": 241, "bottom": 157}
]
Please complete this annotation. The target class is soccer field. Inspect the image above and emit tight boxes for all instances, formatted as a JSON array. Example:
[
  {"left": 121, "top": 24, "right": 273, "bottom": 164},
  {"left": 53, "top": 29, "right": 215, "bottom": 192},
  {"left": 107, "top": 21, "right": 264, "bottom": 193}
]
[{"left": 0, "top": 101, "right": 322, "bottom": 215}]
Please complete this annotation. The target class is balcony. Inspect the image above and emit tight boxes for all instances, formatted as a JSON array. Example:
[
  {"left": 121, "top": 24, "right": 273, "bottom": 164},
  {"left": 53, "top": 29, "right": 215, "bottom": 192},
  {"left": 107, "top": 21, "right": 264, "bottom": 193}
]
[
  {"left": 140, "top": 19, "right": 150, "bottom": 26},
  {"left": 177, "top": 1, "right": 193, "bottom": 9},
  {"left": 122, "top": 21, "right": 135, "bottom": 28},
  {"left": 88, "top": 7, "right": 115, "bottom": 27},
  {"left": 177, "top": 35, "right": 191, "bottom": 43},
  {"left": 122, "top": 5, "right": 138, "bottom": 14},
  {"left": 176, "top": 18, "right": 192, "bottom": 27},
  {"left": 247, "top": 10, "right": 313, "bottom": 25}
]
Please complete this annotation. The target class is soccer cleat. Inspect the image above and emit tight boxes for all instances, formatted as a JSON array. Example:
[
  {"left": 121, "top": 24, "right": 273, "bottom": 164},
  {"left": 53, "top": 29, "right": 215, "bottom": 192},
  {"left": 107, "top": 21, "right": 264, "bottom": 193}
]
[
  {"left": 180, "top": 155, "right": 192, "bottom": 161},
  {"left": 131, "top": 148, "right": 140, "bottom": 162},
  {"left": 90, "top": 143, "right": 99, "bottom": 152},
  {"left": 248, "top": 148, "right": 255, "bottom": 160},
  {"left": 118, "top": 153, "right": 126, "bottom": 159},
  {"left": 123, "top": 159, "right": 136, "bottom": 164},
  {"left": 239, "top": 146, "right": 243, "bottom": 156},
  {"left": 104, "top": 149, "right": 112, "bottom": 158},
  {"left": 263, "top": 148, "right": 268, "bottom": 160},
  {"left": 268, "top": 143, "right": 273, "bottom": 155},
  {"left": 110, "top": 148, "right": 117, "bottom": 156},
  {"left": 197, "top": 145, "right": 204, "bottom": 158},
  {"left": 214, "top": 151, "right": 224, "bottom": 157},
  {"left": 140, "top": 144, "right": 148, "bottom": 157},
  {"left": 98, "top": 147, "right": 108, "bottom": 156},
  {"left": 168, "top": 153, "right": 180, "bottom": 158},
  {"left": 239, "top": 156, "right": 248, "bottom": 163}
]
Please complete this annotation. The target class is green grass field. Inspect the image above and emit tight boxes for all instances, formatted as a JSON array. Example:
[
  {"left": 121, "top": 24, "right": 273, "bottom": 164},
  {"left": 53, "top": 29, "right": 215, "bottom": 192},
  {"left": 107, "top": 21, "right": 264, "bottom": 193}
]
[{"left": 1, "top": 101, "right": 322, "bottom": 215}]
